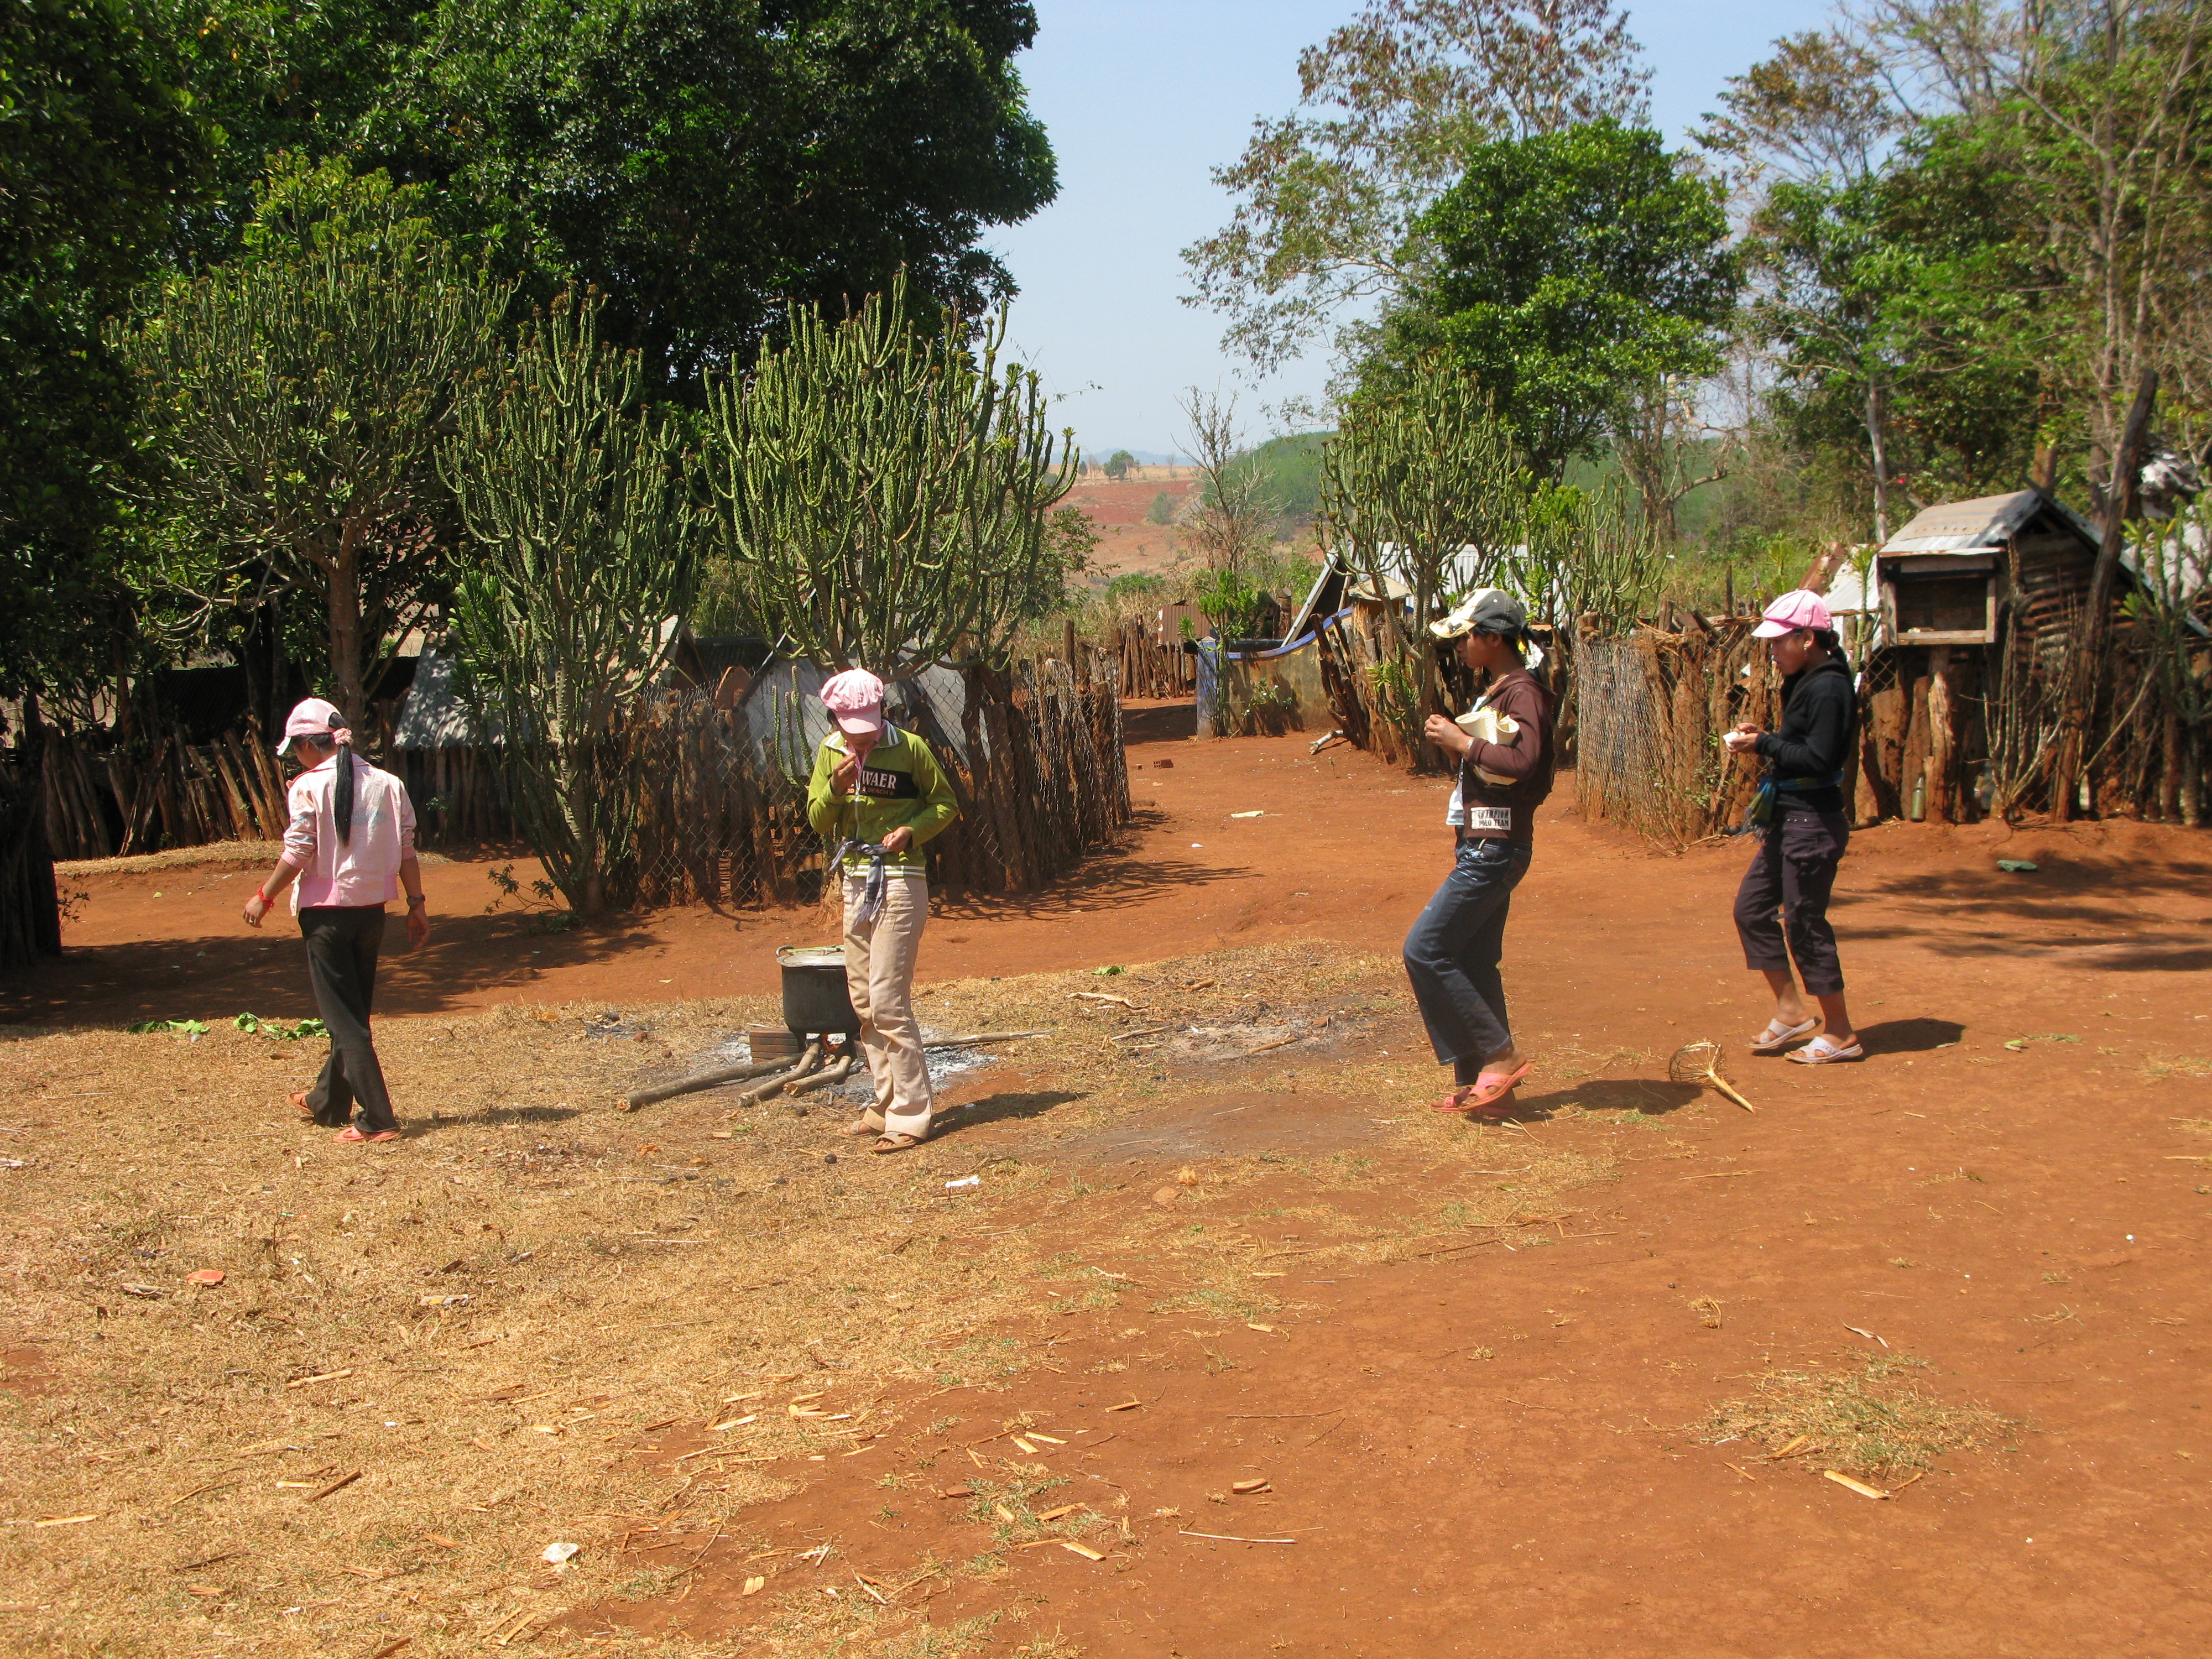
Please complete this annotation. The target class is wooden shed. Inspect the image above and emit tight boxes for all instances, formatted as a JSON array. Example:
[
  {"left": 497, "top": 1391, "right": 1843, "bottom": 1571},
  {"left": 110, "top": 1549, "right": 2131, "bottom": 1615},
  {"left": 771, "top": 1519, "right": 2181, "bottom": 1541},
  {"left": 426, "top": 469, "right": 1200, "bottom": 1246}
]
[
  {"left": 1877, "top": 489, "right": 2103, "bottom": 648},
  {"left": 1862, "top": 489, "right": 2123, "bottom": 824}
]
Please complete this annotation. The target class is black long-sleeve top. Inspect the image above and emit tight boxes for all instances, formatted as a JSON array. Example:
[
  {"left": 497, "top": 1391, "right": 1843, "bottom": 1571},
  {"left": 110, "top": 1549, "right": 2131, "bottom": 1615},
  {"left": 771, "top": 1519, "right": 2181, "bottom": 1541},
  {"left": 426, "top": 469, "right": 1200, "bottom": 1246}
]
[{"left": 1754, "top": 654, "right": 1854, "bottom": 813}]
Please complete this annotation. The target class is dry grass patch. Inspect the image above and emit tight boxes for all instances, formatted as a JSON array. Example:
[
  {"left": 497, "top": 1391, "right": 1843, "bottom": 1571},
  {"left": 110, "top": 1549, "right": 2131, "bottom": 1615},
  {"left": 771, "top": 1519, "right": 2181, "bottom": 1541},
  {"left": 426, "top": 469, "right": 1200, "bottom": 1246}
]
[
  {"left": 2144, "top": 1057, "right": 2212, "bottom": 1083},
  {"left": 0, "top": 940, "right": 1618, "bottom": 1657},
  {"left": 1705, "top": 1354, "right": 2011, "bottom": 1480}
]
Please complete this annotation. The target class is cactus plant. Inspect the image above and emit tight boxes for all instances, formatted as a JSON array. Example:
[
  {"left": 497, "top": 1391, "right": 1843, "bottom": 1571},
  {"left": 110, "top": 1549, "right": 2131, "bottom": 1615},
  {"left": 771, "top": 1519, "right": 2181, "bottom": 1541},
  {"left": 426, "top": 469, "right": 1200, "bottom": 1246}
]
[
  {"left": 702, "top": 277, "right": 1076, "bottom": 674},
  {"left": 441, "top": 293, "right": 706, "bottom": 914}
]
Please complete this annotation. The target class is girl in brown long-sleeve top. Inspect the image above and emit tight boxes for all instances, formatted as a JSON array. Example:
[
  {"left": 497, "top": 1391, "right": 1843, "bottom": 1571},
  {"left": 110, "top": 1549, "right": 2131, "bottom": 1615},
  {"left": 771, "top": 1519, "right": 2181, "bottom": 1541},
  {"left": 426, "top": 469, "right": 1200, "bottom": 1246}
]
[{"left": 1405, "top": 589, "right": 1557, "bottom": 1117}]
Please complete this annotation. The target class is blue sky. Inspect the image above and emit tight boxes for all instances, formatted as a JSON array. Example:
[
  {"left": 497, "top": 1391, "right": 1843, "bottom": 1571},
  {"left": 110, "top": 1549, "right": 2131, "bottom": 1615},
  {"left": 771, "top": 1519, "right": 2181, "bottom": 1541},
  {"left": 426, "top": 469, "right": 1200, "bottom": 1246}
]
[{"left": 987, "top": 0, "right": 1835, "bottom": 459}]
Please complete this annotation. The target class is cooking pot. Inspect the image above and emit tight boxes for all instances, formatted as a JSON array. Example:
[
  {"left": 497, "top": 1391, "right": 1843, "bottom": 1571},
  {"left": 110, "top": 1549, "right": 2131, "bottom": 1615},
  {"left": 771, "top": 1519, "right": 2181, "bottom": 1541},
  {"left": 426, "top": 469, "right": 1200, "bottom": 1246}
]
[{"left": 777, "top": 944, "right": 859, "bottom": 1037}]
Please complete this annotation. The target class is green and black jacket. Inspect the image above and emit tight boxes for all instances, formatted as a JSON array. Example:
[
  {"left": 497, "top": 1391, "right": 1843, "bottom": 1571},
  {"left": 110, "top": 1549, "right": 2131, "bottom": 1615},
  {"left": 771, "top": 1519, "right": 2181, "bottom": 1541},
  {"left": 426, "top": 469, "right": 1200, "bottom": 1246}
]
[{"left": 804, "top": 724, "right": 959, "bottom": 872}]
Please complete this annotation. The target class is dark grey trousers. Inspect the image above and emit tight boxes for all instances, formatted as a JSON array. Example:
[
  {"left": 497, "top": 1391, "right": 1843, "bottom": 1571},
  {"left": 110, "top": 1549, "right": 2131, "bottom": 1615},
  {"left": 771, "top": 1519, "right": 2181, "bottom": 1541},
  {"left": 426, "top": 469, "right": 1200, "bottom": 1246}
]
[
  {"left": 299, "top": 906, "right": 397, "bottom": 1133},
  {"left": 1734, "top": 810, "right": 1850, "bottom": 997}
]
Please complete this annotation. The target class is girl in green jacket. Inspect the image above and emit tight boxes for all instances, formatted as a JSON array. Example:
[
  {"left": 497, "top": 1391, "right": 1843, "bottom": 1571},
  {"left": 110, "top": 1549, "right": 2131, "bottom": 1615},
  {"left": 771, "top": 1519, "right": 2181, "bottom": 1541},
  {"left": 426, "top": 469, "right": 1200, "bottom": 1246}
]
[{"left": 806, "top": 669, "right": 959, "bottom": 1151}]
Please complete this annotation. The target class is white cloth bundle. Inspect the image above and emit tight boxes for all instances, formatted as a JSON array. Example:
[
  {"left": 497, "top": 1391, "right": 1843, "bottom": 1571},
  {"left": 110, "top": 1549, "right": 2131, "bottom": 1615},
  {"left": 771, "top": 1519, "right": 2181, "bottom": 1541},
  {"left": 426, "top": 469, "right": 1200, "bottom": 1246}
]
[{"left": 1454, "top": 701, "right": 1521, "bottom": 787}]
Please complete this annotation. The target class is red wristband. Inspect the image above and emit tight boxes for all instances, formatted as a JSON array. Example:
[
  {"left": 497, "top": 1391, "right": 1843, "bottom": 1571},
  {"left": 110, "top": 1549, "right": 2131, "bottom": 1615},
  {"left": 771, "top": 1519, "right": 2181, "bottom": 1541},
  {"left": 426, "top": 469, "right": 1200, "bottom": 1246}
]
[{"left": 254, "top": 888, "right": 270, "bottom": 904}]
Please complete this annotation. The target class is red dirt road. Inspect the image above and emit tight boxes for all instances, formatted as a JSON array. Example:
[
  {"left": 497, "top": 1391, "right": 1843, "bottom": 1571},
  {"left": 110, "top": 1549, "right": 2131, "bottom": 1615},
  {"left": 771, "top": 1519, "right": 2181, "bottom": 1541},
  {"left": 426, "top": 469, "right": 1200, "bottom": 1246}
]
[
  {"left": 8, "top": 702, "right": 2212, "bottom": 1655},
  {"left": 8, "top": 702, "right": 1542, "bottom": 1030},
  {"left": 566, "top": 735, "right": 2211, "bottom": 1656}
]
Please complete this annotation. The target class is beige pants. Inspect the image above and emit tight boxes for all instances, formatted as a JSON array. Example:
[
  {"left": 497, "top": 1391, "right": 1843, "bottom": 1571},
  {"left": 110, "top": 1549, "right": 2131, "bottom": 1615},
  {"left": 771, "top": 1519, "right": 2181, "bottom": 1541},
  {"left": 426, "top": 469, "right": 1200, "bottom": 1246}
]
[{"left": 842, "top": 872, "right": 933, "bottom": 1138}]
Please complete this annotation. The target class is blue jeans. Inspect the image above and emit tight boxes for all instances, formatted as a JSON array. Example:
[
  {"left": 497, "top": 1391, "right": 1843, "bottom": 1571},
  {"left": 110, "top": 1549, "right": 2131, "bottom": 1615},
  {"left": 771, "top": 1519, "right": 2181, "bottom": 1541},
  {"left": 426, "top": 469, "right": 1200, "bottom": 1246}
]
[{"left": 1403, "top": 838, "right": 1532, "bottom": 1082}]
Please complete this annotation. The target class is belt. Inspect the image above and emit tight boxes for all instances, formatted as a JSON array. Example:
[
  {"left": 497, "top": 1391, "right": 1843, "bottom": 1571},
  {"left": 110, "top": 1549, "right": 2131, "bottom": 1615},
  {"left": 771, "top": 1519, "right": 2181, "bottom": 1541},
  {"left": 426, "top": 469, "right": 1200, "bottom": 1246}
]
[
  {"left": 1743, "top": 770, "right": 1844, "bottom": 833},
  {"left": 829, "top": 839, "right": 893, "bottom": 923}
]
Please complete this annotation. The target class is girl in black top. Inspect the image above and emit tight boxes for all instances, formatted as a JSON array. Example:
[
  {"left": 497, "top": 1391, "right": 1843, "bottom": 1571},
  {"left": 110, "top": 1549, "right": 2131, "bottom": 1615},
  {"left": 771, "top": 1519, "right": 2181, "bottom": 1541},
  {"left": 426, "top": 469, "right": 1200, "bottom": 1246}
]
[{"left": 1725, "top": 591, "right": 1863, "bottom": 1063}]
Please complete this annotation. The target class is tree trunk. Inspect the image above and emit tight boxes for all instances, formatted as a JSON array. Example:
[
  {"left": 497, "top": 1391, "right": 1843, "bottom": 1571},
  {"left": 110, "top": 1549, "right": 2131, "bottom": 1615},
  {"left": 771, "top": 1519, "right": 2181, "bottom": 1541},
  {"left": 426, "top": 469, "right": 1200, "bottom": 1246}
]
[
  {"left": 1926, "top": 647, "right": 1955, "bottom": 826},
  {"left": 326, "top": 518, "right": 367, "bottom": 729},
  {"left": 1, "top": 697, "right": 63, "bottom": 969},
  {"left": 2161, "top": 708, "right": 2183, "bottom": 822},
  {"left": 1865, "top": 377, "right": 1891, "bottom": 546},
  {"left": 2053, "top": 367, "right": 2157, "bottom": 823}
]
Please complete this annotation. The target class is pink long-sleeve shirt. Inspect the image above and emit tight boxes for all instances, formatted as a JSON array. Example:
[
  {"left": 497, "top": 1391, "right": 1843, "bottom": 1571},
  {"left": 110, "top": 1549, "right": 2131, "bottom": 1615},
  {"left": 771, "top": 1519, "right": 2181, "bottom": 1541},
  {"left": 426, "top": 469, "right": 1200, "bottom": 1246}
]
[{"left": 277, "top": 753, "right": 418, "bottom": 912}]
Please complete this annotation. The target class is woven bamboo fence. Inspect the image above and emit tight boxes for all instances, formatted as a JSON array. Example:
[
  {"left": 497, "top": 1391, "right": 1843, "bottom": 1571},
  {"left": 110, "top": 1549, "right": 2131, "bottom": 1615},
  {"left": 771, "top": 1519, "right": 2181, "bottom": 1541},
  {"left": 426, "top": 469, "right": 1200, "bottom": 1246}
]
[
  {"left": 1576, "top": 618, "right": 1783, "bottom": 843},
  {"left": 625, "top": 659, "right": 1130, "bottom": 907},
  {"left": 38, "top": 724, "right": 293, "bottom": 860}
]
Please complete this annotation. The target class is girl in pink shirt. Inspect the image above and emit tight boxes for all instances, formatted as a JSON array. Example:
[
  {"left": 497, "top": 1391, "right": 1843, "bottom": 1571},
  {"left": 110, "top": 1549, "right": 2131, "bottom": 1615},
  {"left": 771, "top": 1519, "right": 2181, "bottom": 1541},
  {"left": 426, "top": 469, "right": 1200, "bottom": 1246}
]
[{"left": 241, "top": 698, "right": 430, "bottom": 1142}]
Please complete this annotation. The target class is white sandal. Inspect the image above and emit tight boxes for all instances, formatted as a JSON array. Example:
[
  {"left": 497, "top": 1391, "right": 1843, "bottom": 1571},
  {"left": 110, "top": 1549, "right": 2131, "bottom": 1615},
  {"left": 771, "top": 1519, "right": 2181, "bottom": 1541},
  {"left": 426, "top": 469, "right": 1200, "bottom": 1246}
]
[
  {"left": 1751, "top": 1016, "right": 1819, "bottom": 1053},
  {"left": 1786, "top": 1035, "right": 1864, "bottom": 1065}
]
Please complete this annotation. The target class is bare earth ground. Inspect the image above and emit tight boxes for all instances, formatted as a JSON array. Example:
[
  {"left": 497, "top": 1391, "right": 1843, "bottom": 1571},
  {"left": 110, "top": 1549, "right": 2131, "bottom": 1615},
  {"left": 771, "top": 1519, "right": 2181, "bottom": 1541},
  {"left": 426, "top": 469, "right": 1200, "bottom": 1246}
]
[
  {"left": 1062, "top": 476, "right": 1196, "bottom": 580},
  {"left": 3, "top": 704, "right": 2210, "bottom": 1657}
]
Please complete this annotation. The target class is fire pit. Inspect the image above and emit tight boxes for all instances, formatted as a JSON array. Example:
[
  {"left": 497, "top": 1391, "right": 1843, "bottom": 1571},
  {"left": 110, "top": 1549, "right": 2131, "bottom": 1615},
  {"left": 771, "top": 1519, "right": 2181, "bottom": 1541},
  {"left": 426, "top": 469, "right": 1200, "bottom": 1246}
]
[{"left": 776, "top": 944, "right": 858, "bottom": 1039}]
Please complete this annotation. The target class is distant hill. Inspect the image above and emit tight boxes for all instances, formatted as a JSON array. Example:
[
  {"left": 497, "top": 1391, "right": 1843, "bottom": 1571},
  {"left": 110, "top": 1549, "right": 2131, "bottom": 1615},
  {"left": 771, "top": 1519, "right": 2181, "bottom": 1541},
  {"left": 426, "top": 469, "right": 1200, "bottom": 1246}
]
[{"left": 1232, "top": 431, "right": 1328, "bottom": 525}]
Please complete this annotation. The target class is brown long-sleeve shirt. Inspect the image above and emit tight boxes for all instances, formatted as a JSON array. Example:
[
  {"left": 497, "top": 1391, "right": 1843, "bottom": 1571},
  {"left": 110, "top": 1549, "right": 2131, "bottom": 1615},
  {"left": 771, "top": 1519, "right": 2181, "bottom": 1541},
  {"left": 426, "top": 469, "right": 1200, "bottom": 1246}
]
[{"left": 1457, "top": 669, "right": 1556, "bottom": 843}]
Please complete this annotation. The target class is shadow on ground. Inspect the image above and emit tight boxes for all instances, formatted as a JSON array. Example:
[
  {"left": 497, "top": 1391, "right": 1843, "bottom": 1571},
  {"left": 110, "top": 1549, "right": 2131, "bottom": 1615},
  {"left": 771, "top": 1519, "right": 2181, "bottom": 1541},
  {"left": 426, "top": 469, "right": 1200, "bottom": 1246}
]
[
  {"left": 1853, "top": 1017, "right": 1966, "bottom": 1055},
  {"left": 935, "top": 1090, "right": 1088, "bottom": 1138},
  {"left": 1511, "top": 1079, "right": 1705, "bottom": 1119}
]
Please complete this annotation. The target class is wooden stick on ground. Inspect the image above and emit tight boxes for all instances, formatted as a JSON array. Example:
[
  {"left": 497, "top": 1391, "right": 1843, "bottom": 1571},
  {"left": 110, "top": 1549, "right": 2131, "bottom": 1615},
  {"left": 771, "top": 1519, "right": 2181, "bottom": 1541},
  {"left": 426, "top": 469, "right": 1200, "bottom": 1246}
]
[
  {"left": 623, "top": 1057, "right": 789, "bottom": 1112},
  {"left": 739, "top": 1039, "right": 824, "bottom": 1105},
  {"left": 784, "top": 1054, "right": 858, "bottom": 1097},
  {"left": 624, "top": 1032, "right": 1046, "bottom": 1112}
]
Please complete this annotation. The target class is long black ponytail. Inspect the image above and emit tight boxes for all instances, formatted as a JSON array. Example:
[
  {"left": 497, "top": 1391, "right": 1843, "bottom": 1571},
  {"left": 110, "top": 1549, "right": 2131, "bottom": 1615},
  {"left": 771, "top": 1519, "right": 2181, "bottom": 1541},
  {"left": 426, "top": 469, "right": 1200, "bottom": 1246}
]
[{"left": 328, "top": 716, "right": 358, "bottom": 846}]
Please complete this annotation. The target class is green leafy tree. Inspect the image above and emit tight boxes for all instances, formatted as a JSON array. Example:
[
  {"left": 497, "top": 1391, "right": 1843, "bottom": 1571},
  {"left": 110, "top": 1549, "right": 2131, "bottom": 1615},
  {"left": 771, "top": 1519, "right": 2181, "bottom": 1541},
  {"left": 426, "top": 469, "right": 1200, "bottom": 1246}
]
[
  {"left": 441, "top": 294, "right": 706, "bottom": 914},
  {"left": 1320, "top": 353, "right": 1526, "bottom": 744},
  {"left": 1037, "top": 505, "right": 1100, "bottom": 607},
  {"left": 702, "top": 277, "right": 1076, "bottom": 674},
  {"left": 159, "top": 0, "right": 437, "bottom": 265},
  {"left": 1183, "top": 0, "right": 1650, "bottom": 374},
  {"left": 123, "top": 157, "right": 512, "bottom": 727},
  {"left": 380, "top": 0, "right": 1057, "bottom": 384},
  {"left": 1104, "top": 450, "right": 1136, "bottom": 481},
  {"left": 1380, "top": 119, "right": 1739, "bottom": 482},
  {"left": 1749, "top": 138, "right": 2048, "bottom": 541},
  {"left": 1, "top": 0, "right": 208, "bottom": 708}
]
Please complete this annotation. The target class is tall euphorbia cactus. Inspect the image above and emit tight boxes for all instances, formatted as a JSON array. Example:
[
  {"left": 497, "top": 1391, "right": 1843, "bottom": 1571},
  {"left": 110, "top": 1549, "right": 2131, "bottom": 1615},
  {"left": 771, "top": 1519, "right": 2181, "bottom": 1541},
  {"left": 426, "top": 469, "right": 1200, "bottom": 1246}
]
[
  {"left": 703, "top": 278, "right": 1077, "bottom": 674},
  {"left": 441, "top": 293, "right": 705, "bottom": 914}
]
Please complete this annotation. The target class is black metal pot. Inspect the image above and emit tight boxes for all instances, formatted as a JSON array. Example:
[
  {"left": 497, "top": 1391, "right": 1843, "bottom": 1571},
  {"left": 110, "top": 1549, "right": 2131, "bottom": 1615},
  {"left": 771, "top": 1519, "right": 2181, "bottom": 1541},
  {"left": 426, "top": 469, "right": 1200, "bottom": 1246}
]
[{"left": 777, "top": 945, "right": 858, "bottom": 1037}]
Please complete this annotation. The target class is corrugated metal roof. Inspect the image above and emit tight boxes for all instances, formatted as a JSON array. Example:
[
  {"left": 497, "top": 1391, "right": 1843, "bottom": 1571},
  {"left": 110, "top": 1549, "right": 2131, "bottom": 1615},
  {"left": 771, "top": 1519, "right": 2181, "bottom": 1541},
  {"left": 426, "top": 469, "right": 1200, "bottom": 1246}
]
[
  {"left": 1880, "top": 491, "right": 2043, "bottom": 552},
  {"left": 1823, "top": 562, "right": 1874, "bottom": 613},
  {"left": 1880, "top": 489, "right": 2101, "bottom": 555}
]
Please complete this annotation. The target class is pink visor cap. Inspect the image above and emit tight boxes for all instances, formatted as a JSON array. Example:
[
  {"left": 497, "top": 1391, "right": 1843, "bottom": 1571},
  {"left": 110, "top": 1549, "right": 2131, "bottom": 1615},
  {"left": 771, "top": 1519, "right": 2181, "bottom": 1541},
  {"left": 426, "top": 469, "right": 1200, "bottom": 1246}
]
[
  {"left": 1752, "top": 589, "right": 1834, "bottom": 639},
  {"left": 278, "top": 696, "right": 349, "bottom": 754},
  {"left": 820, "top": 667, "right": 885, "bottom": 735}
]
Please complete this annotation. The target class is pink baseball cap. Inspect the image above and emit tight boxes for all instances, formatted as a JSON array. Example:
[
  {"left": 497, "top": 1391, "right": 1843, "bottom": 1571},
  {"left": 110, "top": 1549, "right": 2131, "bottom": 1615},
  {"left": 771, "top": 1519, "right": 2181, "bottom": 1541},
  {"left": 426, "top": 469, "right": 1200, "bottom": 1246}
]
[
  {"left": 1752, "top": 589, "right": 1833, "bottom": 638},
  {"left": 278, "top": 696, "right": 349, "bottom": 754},
  {"left": 820, "top": 667, "right": 885, "bottom": 735}
]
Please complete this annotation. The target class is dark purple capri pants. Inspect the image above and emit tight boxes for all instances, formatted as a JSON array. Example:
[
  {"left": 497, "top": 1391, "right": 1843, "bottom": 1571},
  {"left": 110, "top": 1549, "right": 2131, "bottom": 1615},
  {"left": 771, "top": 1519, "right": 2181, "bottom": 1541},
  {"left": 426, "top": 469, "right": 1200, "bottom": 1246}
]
[{"left": 1733, "top": 809, "right": 1849, "bottom": 996}]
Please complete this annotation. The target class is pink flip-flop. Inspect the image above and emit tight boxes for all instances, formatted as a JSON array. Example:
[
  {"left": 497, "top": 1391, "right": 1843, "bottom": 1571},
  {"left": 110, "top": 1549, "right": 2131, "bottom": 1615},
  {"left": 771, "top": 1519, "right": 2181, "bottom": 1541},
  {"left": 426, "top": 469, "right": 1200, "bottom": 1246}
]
[
  {"left": 1455, "top": 1061, "right": 1532, "bottom": 1118},
  {"left": 333, "top": 1126, "right": 400, "bottom": 1144}
]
